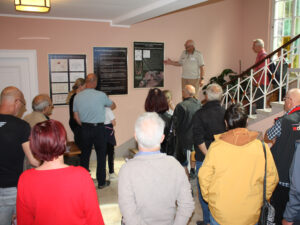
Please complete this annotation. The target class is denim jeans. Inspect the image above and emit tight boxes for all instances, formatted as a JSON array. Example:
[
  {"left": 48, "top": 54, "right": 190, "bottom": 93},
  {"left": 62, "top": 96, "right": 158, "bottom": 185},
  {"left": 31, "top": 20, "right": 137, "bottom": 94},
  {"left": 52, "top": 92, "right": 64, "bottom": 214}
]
[
  {"left": 0, "top": 187, "right": 17, "bottom": 225},
  {"left": 196, "top": 161, "right": 210, "bottom": 224}
]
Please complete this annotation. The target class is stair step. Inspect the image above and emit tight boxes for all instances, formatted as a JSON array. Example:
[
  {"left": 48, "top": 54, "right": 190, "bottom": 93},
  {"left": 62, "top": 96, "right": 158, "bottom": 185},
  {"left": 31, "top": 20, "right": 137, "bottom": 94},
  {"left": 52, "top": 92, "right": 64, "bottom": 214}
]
[
  {"left": 256, "top": 108, "right": 272, "bottom": 115},
  {"left": 270, "top": 101, "right": 284, "bottom": 114},
  {"left": 270, "top": 101, "right": 284, "bottom": 108}
]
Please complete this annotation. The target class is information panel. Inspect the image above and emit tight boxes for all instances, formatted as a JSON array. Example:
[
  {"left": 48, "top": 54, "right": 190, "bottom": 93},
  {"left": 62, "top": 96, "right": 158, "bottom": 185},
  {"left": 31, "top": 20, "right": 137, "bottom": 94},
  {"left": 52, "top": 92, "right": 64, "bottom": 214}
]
[
  {"left": 93, "top": 47, "right": 128, "bottom": 95},
  {"left": 48, "top": 54, "right": 86, "bottom": 105},
  {"left": 134, "top": 42, "right": 164, "bottom": 88}
]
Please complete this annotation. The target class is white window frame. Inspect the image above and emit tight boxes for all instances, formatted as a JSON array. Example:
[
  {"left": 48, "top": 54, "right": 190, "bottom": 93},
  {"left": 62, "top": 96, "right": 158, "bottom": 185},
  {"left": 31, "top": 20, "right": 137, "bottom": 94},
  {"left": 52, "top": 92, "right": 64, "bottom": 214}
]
[{"left": 271, "top": 0, "right": 299, "bottom": 51}]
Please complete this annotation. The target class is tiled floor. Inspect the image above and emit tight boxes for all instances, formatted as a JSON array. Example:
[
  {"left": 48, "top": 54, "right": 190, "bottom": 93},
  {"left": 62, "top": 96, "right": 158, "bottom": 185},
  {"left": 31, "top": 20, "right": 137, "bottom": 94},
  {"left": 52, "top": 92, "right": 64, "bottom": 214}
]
[{"left": 90, "top": 158, "right": 203, "bottom": 225}]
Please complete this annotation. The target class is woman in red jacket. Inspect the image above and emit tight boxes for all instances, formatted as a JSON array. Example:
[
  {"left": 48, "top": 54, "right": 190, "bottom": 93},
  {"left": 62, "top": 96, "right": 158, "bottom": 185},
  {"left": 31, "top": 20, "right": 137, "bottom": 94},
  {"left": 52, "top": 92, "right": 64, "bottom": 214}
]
[{"left": 17, "top": 119, "right": 104, "bottom": 225}]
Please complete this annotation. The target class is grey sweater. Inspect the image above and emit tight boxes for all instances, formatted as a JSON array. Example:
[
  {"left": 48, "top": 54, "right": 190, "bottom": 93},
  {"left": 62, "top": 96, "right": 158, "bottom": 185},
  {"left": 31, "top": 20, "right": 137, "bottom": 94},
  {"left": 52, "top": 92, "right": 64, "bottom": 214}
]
[{"left": 118, "top": 153, "right": 195, "bottom": 225}]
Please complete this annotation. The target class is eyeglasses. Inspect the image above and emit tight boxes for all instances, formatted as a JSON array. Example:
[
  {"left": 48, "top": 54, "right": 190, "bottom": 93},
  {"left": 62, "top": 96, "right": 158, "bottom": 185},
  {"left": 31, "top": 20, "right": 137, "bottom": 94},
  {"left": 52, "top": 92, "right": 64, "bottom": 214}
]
[
  {"left": 283, "top": 96, "right": 292, "bottom": 101},
  {"left": 16, "top": 99, "right": 26, "bottom": 106}
]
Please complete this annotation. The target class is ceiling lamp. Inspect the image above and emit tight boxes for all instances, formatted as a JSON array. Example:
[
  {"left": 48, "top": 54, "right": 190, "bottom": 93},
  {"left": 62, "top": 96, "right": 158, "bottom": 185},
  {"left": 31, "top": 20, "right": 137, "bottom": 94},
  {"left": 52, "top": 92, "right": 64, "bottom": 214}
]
[{"left": 15, "top": 0, "right": 50, "bottom": 13}]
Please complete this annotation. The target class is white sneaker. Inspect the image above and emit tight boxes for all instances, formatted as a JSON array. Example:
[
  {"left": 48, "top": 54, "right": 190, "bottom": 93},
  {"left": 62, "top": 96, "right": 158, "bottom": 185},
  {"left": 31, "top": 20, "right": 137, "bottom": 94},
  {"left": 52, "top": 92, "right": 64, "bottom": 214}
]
[{"left": 109, "top": 173, "right": 117, "bottom": 180}]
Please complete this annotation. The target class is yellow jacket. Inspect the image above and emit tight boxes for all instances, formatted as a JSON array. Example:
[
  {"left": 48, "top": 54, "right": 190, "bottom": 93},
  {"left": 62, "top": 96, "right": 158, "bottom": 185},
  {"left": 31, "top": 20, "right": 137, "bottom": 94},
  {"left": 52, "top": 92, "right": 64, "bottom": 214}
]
[{"left": 198, "top": 128, "right": 278, "bottom": 225}]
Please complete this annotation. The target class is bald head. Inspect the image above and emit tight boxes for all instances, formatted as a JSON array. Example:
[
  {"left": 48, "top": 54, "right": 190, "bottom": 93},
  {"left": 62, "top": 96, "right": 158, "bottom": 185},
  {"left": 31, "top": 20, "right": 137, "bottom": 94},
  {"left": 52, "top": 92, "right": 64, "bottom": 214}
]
[
  {"left": 284, "top": 88, "right": 300, "bottom": 112},
  {"left": 86, "top": 73, "right": 97, "bottom": 89},
  {"left": 0, "top": 86, "right": 23, "bottom": 103},
  {"left": 183, "top": 85, "right": 196, "bottom": 98},
  {"left": 32, "top": 94, "right": 52, "bottom": 114},
  {"left": 0, "top": 86, "right": 25, "bottom": 116}
]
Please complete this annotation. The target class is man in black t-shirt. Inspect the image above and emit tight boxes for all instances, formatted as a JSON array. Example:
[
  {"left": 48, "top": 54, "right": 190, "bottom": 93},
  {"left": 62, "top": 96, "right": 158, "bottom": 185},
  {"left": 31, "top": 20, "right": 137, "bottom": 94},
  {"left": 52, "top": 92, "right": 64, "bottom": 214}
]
[{"left": 0, "top": 86, "right": 39, "bottom": 224}]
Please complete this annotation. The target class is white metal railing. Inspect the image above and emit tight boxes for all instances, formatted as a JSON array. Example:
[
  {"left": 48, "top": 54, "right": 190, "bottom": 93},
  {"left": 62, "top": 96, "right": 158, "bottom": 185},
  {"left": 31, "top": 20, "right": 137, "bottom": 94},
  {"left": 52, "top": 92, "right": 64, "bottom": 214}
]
[{"left": 222, "top": 42, "right": 300, "bottom": 116}]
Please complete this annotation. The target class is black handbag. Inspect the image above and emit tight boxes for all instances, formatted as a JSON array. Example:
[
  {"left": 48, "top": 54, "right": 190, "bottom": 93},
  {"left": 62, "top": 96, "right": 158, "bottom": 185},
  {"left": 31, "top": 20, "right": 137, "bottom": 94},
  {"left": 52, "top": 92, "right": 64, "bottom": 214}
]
[
  {"left": 258, "top": 141, "right": 275, "bottom": 225},
  {"left": 164, "top": 118, "right": 176, "bottom": 156}
]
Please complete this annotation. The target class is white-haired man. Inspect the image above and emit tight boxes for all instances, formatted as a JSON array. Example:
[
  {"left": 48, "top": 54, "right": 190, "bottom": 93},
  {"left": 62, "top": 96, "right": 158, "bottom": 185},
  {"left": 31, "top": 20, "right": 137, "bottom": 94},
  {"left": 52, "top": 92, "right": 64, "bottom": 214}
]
[
  {"left": 118, "top": 112, "right": 194, "bottom": 225},
  {"left": 23, "top": 94, "right": 53, "bottom": 127},
  {"left": 23, "top": 94, "right": 53, "bottom": 170},
  {"left": 252, "top": 39, "right": 270, "bottom": 110},
  {"left": 192, "top": 83, "right": 226, "bottom": 225},
  {"left": 164, "top": 39, "right": 205, "bottom": 97}
]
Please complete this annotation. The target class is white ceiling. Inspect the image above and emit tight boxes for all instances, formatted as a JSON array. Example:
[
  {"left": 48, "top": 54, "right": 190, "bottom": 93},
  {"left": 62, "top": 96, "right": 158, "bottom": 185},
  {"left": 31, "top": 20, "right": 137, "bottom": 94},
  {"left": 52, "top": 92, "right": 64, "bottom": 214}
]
[{"left": 0, "top": 0, "right": 208, "bottom": 27}]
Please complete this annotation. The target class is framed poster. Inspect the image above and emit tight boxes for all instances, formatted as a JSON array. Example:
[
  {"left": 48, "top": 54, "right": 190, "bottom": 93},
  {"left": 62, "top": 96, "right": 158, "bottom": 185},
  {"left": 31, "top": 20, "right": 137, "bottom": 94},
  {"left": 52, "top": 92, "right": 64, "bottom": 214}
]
[
  {"left": 48, "top": 54, "right": 86, "bottom": 105},
  {"left": 93, "top": 47, "right": 128, "bottom": 95},
  {"left": 134, "top": 42, "right": 164, "bottom": 88}
]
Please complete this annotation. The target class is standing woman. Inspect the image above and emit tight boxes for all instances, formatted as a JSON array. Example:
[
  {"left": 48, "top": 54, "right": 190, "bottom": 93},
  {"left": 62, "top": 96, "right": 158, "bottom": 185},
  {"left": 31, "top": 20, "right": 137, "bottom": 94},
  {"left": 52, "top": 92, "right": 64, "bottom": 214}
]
[
  {"left": 17, "top": 120, "right": 104, "bottom": 225},
  {"left": 199, "top": 104, "right": 278, "bottom": 225},
  {"left": 67, "top": 78, "right": 85, "bottom": 147},
  {"left": 145, "top": 88, "right": 171, "bottom": 154}
]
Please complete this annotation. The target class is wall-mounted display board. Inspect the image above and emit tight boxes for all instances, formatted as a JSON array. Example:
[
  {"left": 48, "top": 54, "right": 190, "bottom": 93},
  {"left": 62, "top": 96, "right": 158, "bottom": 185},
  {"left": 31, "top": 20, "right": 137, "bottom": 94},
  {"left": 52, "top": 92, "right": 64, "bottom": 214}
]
[
  {"left": 93, "top": 47, "right": 128, "bottom": 95},
  {"left": 134, "top": 42, "right": 164, "bottom": 88},
  {"left": 48, "top": 54, "right": 86, "bottom": 105}
]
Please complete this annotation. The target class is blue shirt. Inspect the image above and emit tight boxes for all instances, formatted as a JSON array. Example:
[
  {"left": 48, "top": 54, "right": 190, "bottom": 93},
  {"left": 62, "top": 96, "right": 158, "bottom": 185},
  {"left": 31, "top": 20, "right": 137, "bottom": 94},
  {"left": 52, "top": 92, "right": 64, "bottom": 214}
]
[
  {"left": 135, "top": 150, "right": 161, "bottom": 157},
  {"left": 73, "top": 88, "right": 112, "bottom": 123}
]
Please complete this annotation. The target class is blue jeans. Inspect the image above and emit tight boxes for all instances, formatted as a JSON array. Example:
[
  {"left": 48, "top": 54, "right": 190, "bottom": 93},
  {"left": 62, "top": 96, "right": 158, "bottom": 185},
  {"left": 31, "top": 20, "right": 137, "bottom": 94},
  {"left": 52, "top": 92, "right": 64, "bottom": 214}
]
[
  {"left": 196, "top": 161, "right": 210, "bottom": 224},
  {"left": 0, "top": 187, "right": 17, "bottom": 225}
]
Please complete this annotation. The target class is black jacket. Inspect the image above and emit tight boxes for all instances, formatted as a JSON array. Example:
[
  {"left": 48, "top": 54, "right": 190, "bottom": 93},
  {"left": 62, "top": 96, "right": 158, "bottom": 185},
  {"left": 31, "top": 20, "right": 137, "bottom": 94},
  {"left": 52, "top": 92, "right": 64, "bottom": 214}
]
[
  {"left": 283, "top": 140, "right": 300, "bottom": 222},
  {"left": 173, "top": 97, "right": 201, "bottom": 163},
  {"left": 271, "top": 109, "right": 300, "bottom": 183},
  {"left": 192, "top": 100, "right": 226, "bottom": 162}
]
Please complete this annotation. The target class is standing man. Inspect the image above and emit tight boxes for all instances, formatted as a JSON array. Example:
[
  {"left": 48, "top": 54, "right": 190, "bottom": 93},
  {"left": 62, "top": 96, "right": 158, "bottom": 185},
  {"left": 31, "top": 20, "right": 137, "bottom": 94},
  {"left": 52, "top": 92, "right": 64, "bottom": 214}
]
[
  {"left": 173, "top": 85, "right": 201, "bottom": 176},
  {"left": 0, "top": 86, "right": 40, "bottom": 224},
  {"left": 265, "top": 88, "right": 300, "bottom": 224},
  {"left": 282, "top": 141, "right": 300, "bottom": 225},
  {"left": 23, "top": 94, "right": 53, "bottom": 127},
  {"left": 73, "top": 73, "right": 116, "bottom": 189},
  {"left": 164, "top": 39, "right": 205, "bottom": 97},
  {"left": 192, "top": 83, "right": 226, "bottom": 225},
  {"left": 23, "top": 94, "right": 53, "bottom": 170},
  {"left": 118, "top": 112, "right": 194, "bottom": 225},
  {"left": 252, "top": 39, "right": 270, "bottom": 110}
]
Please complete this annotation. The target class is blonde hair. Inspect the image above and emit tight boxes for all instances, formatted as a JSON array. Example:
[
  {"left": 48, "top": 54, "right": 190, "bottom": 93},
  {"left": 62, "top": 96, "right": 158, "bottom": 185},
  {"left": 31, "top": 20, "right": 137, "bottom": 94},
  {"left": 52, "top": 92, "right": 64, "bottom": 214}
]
[{"left": 66, "top": 78, "right": 85, "bottom": 104}]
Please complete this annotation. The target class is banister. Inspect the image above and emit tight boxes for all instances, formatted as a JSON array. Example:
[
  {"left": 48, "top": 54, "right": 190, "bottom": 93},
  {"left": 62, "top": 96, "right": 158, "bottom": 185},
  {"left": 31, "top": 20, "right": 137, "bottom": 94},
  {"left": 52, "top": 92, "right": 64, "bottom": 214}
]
[{"left": 223, "top": 34, "right": 300, "bottom": 87}]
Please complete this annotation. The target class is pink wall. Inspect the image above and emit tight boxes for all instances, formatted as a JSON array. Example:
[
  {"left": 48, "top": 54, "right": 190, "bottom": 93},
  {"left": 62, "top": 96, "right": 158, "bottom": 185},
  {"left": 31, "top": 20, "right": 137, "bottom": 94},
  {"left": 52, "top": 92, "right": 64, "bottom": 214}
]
[
  {"left": 241, "top": 0, "right": 272, "bottom": 71},
  {"left": 0, "top": 0, "right": 272, "bottom": 147}
]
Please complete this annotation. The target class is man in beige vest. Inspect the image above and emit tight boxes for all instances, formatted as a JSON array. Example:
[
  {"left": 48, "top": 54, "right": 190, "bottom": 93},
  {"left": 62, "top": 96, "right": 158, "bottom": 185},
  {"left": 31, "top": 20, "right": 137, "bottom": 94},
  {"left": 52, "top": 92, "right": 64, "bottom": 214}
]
[
  {"left": 23, "top": 94, "right": 53, "bottom": 170},
  {"left": 164, "top": 39, "right": 205, "bottom": 98},
  {"left": 23, "top": 94, "right": 53, "bottom": 127}
]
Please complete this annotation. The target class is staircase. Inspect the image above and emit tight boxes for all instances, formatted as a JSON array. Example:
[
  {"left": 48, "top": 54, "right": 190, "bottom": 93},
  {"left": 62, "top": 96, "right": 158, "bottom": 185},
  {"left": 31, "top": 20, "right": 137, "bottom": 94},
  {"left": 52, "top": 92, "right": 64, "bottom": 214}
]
[{"left": 222, "top": 34, "right": 300, "bottom": 128}]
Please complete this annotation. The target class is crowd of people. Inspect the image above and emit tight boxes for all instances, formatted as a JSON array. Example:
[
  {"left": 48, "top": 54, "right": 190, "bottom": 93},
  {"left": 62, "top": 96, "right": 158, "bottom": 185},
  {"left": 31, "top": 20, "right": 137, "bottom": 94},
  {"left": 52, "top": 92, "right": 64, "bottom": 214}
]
[{"left": 0, "top": 38, "right": 299, "bottom": 225}]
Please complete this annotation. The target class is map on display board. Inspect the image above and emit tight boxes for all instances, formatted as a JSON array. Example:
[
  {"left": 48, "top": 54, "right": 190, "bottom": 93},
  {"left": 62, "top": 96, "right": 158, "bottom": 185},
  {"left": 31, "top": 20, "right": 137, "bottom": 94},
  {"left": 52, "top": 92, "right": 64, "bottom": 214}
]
[
  {"left": 134, "top": 42, "right": 164, "bottom": 88},
  {"left": 93, "top": 47, "right": 128, "bottom": 95},
  {"left": 48, "top": 54, "right": 86, "bottom": 105}
]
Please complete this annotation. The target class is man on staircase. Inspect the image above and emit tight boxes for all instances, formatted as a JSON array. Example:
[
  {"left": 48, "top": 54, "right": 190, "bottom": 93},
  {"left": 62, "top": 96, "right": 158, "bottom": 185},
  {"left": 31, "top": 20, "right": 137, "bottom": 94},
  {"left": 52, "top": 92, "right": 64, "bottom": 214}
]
[
  {"left": 265, "top": 88, "right": 300, "bottom": 224},
  {"left": 252, "top": 39, "right": 270, "bottom": 111}
]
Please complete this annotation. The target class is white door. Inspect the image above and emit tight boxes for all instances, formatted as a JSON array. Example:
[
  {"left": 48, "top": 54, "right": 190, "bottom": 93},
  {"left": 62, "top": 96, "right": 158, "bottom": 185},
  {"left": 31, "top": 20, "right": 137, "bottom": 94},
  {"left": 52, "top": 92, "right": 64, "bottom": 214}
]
[{"left": 0, "top": 50, "right": 39, "bottom": 114}]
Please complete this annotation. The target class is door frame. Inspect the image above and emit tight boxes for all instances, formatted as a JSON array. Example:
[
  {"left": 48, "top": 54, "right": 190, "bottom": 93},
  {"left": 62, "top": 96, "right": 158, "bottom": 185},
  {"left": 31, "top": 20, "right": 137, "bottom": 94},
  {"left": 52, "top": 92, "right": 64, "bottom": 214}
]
[{"left": 0, "top": 49, "right": 39, "bottom": 113}]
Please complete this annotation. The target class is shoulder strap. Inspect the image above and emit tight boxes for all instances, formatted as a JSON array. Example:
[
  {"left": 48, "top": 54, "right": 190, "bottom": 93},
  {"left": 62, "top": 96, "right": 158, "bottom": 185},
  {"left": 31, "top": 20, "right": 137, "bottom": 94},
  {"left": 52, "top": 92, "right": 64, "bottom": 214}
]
[{"left": 261, "top": 140, "right": 267, "bottom": 202}]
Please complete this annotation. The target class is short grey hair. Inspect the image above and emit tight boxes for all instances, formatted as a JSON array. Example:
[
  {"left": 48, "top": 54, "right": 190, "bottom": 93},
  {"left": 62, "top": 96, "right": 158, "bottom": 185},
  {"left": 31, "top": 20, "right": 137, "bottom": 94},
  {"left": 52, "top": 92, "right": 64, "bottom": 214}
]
[
  {"left": 206, "top": 83, "right": 223, "bottom": 101},
  {"left": 32, "top": 95, "right": 51, "bottom": 112},
  {"left": 253, "top": 39, "right": 264, "bottom": 48},
  {"left": 135, "top": 112, "right": 165, "bottom": 149}
]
